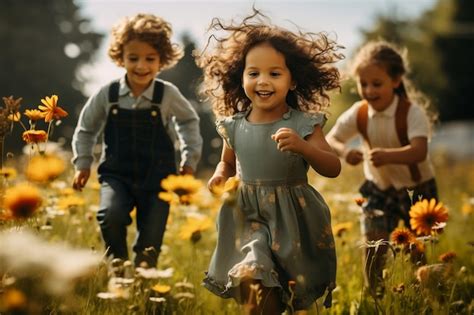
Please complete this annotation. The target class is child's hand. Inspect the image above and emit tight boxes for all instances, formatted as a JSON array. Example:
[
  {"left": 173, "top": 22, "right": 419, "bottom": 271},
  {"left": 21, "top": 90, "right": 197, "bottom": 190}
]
[
  {"left": 72, "top": 169, "right": 91, "bottom": 191},
  {"left": 207, "top": 175, "right": 227, "bottom": 192},
  {"left": 345, "top": 149, "right": 363, "bottom": 165},
  {"left": 271, "top": 128, "right": 304, "bottom": 154},
  {"left": 368, "top": 148, "right": 389, "bottom": 167}
]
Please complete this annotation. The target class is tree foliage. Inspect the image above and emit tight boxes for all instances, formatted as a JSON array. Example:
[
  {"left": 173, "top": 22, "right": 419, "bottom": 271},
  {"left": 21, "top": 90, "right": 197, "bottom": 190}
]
[
  {"left": 0, "top": 0, "right": 103, "bottom": 151},
  {"left": 160, "top": 35, "right": 221, "bottom": 171},
  {"left": 342, "top": 0, "right": 473, "bottom": 122}
]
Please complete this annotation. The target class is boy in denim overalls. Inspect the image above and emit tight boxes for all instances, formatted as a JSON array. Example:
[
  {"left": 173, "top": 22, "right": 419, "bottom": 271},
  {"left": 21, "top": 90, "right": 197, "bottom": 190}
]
[{"left": 72, "top": 13, "right": 202, "bottom": 268}]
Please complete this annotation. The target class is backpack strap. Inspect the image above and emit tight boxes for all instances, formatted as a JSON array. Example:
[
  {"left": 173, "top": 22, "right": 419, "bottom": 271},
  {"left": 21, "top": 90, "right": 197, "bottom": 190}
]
[
  {"left": 356, "top": 98, "right": 421, "bottom": 183},
  {"left": 395, "top": 97, "right": 421, "bottom": 182},
  {"left": 356, "top": 101, "right": 370, "bottom": 147}
]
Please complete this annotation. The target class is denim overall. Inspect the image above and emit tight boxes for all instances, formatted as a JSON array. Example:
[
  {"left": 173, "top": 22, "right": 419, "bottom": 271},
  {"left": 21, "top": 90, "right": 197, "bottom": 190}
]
[{"left": 96, "top": 80, "right": 176, "bottom": 267}]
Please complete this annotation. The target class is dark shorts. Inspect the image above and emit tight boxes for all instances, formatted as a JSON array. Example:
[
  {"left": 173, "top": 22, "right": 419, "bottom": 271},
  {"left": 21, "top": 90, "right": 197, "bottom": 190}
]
[{"left": 359, "top": 178, "right": 438, "bottom": 235}]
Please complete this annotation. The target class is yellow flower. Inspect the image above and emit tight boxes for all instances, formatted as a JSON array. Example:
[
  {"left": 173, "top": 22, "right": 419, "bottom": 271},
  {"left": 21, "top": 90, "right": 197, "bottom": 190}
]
[
  {"left": 57, "top": 195, "right": 85, "bottom": 210},
  {"left": 22, "top": 130, "right": 47, "bottom": 144},
  {"left": 24, "top": 109, "right": 45, "bottom": 121},
  {"left": 25, "top": 154, "right": 66, "bottom": 183},
  {"left": 0, "top": 167, "right": 17, "bottom": 180},
  {"left": 461, "top": 198, "right": 473, "bottom": 216},
  {"left": 390, "top": 227, "right": 415, "bottom": 246},
  {"left": 179, "top": 216, "right": 213, "bottom": 243},
  {"left": 2, "top": 288, "right": 27, "bottom": 311},
  {"left": 409, "top": 198, "right": 449, "bottom": 236},
  {"left": 151, "top": 284, "right": 171, "bottom": 294},
  {"left": 210, "top": 176, "right": 240, "bottom": 196},
  {"left": 3, "top": 183, "right": 43, "bottom": 219},
  {"left": 8, "top": 112, "right": 21, "bottom": 122},
  {"left": 38, "top": 95, "right": 68, "bottom": 122},
  {"left": 159, "top": 174, "right": 204, "bottom": 205}
]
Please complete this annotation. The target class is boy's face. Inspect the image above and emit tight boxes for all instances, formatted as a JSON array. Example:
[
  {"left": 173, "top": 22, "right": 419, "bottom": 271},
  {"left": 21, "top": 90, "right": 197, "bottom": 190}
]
[
  {"left": 122, "top": 40, "right": 161, "bottom": 92},
  {"left": 356, "top": 63, "right": 400, "bottom": 112}
]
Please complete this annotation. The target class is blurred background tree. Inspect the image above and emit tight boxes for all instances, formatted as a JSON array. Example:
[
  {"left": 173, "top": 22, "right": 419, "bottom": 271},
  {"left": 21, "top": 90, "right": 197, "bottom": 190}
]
[
  {"left": 160, "top": 34, "right": 221, "bottom": 171},
  {"left": 0, "top": 0, "right": 103, "bottom": 152},
  {"left": 333, "top": 0, "right": 473, "bottom": 123}
]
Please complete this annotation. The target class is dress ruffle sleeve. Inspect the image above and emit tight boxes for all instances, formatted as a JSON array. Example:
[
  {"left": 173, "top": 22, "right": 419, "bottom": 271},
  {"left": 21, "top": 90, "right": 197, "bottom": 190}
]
[
  {"left": 215, "top": 112, "right": 245, "bottom": 150},
  {"left": 297, "top": 112, "right": 327, "bottom": 139}
]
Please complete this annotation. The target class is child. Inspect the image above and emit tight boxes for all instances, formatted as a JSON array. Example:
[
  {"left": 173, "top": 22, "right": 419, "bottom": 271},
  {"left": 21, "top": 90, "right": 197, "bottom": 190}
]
[
  {"left": 326, "top": 40, "right": 438, "bottom": 295},
  {"left": 71, "top": 13, "right": 202, "bottom": 268},
  {"left": 196, "top": 10, "right": 343, "bottom": 313}
]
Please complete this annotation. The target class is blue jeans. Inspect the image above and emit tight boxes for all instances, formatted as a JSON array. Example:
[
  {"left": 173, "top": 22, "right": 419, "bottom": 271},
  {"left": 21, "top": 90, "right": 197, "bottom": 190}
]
[{"left": 97, "top": 177, "right": 169, "bottom": 267}]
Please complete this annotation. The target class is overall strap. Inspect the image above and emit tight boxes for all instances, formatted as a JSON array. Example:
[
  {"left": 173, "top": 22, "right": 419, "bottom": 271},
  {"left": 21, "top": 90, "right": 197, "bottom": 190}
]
[
  {"left": 395, "top": 97, "right": 421, "bottom": 182},
  {"left": 356, "top": 101, "right": 370, "bottom": 148},
  {"left": 151, "top": 80, "right": 164, "bottom": 104},
  {"left": 108, "top": 80, "right": 120, "bottom": 105}
]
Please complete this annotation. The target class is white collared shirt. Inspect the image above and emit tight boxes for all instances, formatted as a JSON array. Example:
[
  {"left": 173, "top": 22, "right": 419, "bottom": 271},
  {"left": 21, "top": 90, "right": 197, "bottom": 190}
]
[{"left": 327, "top": 95, "right": 435, "bottom": 190}]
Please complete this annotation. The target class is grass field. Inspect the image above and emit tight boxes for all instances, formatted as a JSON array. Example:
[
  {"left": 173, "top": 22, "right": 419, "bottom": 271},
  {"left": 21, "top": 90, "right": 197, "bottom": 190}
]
[{"left": 0, "top": 149, "right": 473, "bottom": 314}]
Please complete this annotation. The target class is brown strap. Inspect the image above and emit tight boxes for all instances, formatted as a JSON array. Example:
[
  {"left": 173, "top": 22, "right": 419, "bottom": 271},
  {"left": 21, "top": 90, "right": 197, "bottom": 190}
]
[
  {"left": 356, "top": 101, "right": 370, "bottom": 148},
  {"left": 356, "top": 98, "right": 421, "bottom": 182},
  {"left": 395, "top": 97, "right": 421, "bottom": 182}
]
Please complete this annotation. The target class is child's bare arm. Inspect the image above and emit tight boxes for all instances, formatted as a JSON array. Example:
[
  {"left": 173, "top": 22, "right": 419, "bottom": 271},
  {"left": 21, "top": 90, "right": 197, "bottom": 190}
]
[
  {"left": 326, "top": 134, "right": 364, "bottom": 166},
  {"left": 272, "top": 126, "right": 341, "bottom": 178},
  {"left": 207, "top": 142, "right": 237, "bottom": 191},
  {"left": 369, "top": 136, "right": 428, "bottom": 167}
]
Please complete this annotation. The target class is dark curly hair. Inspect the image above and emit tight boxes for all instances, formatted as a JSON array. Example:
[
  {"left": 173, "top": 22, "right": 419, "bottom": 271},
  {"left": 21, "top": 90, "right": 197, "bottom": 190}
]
[
  {"left": 108, "top": 13, "right": 183, "bottom": 70},
  {"left": 196, "top": 9, "right": 344, "bottom": 117}
]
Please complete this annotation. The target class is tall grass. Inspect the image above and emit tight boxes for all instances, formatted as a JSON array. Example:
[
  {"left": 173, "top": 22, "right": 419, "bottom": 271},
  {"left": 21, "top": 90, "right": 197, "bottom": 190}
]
[{"left": 1, "top": 151, "right": 473, "bottom": 314}]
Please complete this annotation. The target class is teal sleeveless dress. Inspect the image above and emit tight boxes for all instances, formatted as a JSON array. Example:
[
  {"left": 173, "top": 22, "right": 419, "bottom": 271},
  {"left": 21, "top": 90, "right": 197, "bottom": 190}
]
[{"left": 203, "top": 108, "right": 336, "bottom": 310}]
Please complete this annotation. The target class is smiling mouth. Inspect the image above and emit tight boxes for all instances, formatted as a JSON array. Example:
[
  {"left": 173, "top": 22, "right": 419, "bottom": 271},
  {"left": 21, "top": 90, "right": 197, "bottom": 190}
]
[{"left": 256, "top": 91, "right": 273, "bottom": 97}]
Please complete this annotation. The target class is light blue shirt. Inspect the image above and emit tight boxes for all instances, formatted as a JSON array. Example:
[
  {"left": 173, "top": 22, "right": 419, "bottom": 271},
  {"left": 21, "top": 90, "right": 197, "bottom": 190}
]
[{"left": 72, "top": 76, "right": 202, "bottom": 172}]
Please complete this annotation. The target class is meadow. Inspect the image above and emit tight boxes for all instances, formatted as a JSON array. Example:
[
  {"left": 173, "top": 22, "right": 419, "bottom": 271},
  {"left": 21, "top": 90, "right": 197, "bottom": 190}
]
[{"left": 0, "top": 95, "right": 473, "bottom": 314}]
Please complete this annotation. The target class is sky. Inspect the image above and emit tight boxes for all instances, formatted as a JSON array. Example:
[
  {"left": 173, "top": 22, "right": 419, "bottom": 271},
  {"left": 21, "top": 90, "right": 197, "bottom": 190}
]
[{"left": 77, "top": 0, "right": 437, "bottom": 96}]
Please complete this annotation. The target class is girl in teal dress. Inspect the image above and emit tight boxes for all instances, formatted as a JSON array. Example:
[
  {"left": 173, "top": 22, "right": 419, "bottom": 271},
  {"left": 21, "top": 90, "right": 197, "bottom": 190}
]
[{"left": 196, "top": 10, "right": 344, "bottom": 314}]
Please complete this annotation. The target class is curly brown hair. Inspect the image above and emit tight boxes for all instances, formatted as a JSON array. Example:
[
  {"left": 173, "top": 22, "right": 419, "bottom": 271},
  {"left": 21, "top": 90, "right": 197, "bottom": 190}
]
[
  {"left": 108, "top": 13, "right": 183, "bottom": 70},
  {"left": 196, "top": 9, "right": 344, "bottom": 117}
]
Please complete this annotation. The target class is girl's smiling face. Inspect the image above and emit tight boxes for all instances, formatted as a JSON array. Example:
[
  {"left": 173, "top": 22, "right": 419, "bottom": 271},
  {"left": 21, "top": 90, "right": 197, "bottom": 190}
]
[
  {"left": 122, "top": 39, "right": 161, "bottom": 95},
  {"left": 242, "top": 42, "right": 294, "bottom": 120},
  {"left": 356, "top": 63, "right": 401, "bottom": 112}
]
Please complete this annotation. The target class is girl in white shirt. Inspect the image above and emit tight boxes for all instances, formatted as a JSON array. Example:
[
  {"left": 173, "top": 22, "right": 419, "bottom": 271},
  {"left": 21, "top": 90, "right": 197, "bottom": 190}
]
[{"left": 327, "top": 40, "right": 438, "bottom": 296}]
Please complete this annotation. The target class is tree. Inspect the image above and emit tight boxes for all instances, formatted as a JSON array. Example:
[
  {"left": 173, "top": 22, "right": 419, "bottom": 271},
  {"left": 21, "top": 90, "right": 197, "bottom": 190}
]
[
  {"left": 160, "top": 34, "right": 221, "bottom": 172},
  {"left": 0, "top": 0, "right": 103, "bottom": 152},
  {"left": 349, "top": 0, "right": 473, "bottom": 122},
  {"left": 433, "top": 0, "right": 474, "bottom": 121}
]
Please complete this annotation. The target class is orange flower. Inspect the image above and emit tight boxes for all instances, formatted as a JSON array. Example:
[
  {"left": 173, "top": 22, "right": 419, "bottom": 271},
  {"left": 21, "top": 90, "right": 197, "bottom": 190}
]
[
  {"left": 354, "top": 197, "right": 366, "bottom": 207},
  {"left": 438, "top": 251, "right": 456, "bottom": 263},
  {"left": 38, "top": 95, "right": 68, "bottom": 122},
  {"left": 24, "top": 109, "right": 45, "bottom": 121},
  {"left": 390, "top": 227, "right": 415, "bottom": 246},
  {"left": 3, "top": 183, "right": 43, "bottom": 219},
  {"left": 409, "top": 198, "right": 449, "bottom": 236},
  {"left": 22, "top": 130, "right": 47, "bottom": 144}
]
